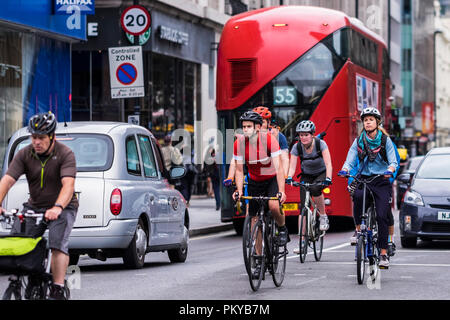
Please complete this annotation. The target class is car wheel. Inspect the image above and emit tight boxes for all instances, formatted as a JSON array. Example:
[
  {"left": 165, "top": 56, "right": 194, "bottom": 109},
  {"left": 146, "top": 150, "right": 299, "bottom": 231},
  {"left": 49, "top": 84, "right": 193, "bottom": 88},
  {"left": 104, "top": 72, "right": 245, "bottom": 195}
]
[
  {"left": 123, "top": 219, "right": 148, "bottom": 269},
  {"left": 401, "top": 236, "right": 417, "bottom": 248},
  {"left": 69, "top": 254, "right": 80, "bottom": 266}
]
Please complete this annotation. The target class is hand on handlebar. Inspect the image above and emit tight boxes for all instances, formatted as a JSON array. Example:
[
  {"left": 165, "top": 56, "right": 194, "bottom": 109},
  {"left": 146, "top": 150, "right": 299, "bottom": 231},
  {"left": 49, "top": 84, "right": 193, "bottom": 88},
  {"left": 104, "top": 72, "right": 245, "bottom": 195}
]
[
  {"left": 223, "top": 178, "right": 233, "bottom": 187},
  {"left": 285, "top": 176, "right": 293, "bottom": 185},
  {"left": 232, "top": 191, "right": 241, "bottom": 201},
  {"left": 323, "top": 177, "right": 332, "bottom": 186},
  {"left": 277, "top": 192, "right": 287, "bottom": 204},
  {"left": 338, "top": 170, "right": 349, "bottom": 177}
]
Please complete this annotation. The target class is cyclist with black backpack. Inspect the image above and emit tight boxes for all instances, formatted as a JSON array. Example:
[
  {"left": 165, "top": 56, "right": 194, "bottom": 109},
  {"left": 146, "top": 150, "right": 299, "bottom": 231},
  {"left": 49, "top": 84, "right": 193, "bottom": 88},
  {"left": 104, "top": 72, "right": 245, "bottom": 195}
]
[
  {"left": 339, "top": 107, "right": 398, "bottom": 269},
  {"left": 286, "top": 120, "right": 332, "bottom": 254}
]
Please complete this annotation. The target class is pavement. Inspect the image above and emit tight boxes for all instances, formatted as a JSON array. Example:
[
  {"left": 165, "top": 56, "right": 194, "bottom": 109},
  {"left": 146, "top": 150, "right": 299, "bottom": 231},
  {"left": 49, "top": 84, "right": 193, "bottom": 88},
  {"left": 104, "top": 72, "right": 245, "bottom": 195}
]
[{"left": 187, "top": 195, "right": 234, "bottom": 237}]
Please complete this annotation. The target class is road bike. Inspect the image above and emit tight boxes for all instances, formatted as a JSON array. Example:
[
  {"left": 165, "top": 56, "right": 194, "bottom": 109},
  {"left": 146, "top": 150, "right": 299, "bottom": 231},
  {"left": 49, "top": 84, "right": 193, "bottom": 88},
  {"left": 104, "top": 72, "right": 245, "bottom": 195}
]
[
  {"left": 0, "top": 209, "right": 69, "bottom": 300},
  {"left": 237, "top": 193, "right": 288, "bottom": 291},
  {"left": 338, "top": 173, "right": 383, "bottom": 285},
  {"left": 289, "top": 180, "right": 327, "bottom": 263}
]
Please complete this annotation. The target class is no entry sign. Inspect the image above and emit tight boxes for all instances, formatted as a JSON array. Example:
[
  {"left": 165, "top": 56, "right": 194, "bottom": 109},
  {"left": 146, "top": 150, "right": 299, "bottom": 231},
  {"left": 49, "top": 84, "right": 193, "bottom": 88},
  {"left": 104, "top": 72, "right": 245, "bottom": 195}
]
[{"left": 108, "top": 46, "right": 144, "bottom": 99}]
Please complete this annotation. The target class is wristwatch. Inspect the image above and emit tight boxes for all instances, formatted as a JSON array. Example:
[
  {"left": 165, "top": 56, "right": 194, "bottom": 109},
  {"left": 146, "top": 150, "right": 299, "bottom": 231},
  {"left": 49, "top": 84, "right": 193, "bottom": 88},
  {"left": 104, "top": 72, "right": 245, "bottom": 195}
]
[{"left": 54, "top": 204, "right": 64, "bottom": 210}]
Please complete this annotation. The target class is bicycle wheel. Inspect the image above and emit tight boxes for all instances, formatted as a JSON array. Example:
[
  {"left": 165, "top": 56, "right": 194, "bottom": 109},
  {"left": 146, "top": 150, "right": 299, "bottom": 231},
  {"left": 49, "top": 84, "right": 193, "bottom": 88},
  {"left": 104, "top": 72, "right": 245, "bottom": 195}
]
[
  {"left": 313, "top": 213, "right": 324, "bottom": 261},
  {"left": 356, "top": 235, "right": 366, "bottom": 285},
  {"left": 242, "top": 215, "right": 265, "bottom": 291},
  {"left": 271, "top": 220, "right": 286, "bottom": 287},
  {"left": 299, "top": 208, "right": 308, "bottom": 263},
  {"left": 2, "top": 280, "right": 23, "bottom": 300}
]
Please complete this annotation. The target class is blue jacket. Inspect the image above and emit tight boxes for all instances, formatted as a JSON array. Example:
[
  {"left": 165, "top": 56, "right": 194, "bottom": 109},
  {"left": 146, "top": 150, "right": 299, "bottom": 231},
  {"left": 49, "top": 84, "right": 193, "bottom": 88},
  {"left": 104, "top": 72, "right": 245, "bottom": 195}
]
[{"left": 343, "top": 136, "right": 398, "bottom": 176}]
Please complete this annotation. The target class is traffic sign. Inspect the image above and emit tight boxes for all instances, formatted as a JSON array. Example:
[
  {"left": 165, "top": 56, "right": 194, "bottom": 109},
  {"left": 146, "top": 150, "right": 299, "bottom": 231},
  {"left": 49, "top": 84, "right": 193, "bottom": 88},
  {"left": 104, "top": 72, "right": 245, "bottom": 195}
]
[
  {"left": 121, "top": 5, "right": 151, "bottom": 36},
  {"left": 108, "top": 46, "right": 144, "bottom": 99}
]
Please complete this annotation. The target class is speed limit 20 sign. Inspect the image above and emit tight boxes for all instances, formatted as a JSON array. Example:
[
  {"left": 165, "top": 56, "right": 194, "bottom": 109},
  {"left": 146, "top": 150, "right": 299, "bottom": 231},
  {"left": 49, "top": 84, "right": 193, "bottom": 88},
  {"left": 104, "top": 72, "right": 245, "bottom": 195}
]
[{"left": 121, "top": 5, "right": 151, "bottom": 36}]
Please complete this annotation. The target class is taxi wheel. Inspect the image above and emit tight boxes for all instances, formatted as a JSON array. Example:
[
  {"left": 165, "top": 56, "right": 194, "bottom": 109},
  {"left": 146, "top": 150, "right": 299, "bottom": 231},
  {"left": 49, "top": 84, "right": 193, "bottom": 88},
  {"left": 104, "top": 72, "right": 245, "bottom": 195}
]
[{"left": 123, "top": 219, "right": 148, "bottom": 269}]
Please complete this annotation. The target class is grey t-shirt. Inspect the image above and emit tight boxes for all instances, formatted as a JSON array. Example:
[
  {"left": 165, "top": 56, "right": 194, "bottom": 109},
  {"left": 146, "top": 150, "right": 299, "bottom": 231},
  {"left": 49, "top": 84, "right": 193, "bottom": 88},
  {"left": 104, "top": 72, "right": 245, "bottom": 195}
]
[{"left": 291, "top": 139, "right": 328, "bottom": 175}]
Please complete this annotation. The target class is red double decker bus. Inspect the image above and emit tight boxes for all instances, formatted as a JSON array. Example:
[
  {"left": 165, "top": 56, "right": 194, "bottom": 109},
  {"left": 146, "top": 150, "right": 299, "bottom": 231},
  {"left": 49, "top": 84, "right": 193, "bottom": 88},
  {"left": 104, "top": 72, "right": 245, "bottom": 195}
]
[{"left": 217, "top": 6, "right": 392, "bottom": 233}]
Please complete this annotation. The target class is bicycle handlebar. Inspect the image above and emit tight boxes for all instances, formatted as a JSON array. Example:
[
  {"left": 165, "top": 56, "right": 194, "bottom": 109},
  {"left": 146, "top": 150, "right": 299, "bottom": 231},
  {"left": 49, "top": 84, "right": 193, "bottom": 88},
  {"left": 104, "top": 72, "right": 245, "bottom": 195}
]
[
  {"left": 233, "top": 192, "right": 281, "bottom": 203},
  {"left": 287, "top": 180, "right": 327, "bottom": 188},
  {"left": 338, "top": 173, "right": 384, "bottom": 184}
]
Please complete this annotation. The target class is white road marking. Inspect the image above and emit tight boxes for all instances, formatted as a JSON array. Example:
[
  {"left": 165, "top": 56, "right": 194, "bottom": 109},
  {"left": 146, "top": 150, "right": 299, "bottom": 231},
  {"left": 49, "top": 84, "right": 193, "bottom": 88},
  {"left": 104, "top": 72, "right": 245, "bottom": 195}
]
[
  {"left": 295, "top": 276, "right": 327, "bottom": 286},
  {"left": 287, "top": 242, "right": 350, "bottom": 260}
]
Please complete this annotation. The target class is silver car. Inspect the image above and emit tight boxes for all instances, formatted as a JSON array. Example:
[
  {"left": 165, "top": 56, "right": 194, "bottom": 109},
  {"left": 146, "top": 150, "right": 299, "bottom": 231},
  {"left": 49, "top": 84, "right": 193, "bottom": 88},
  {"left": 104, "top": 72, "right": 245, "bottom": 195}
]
[{"left": 0, "top": 122, "right": 189, "bottom": 268}]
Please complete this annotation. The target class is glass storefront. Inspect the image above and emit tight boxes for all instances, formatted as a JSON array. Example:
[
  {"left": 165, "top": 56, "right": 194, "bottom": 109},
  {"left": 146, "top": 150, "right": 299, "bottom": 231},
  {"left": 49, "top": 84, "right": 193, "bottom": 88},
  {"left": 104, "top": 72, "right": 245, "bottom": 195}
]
[
  {"left": 72, "top": 51, "right": 200, "bottom": 142},
  {"left": 0, "top": 28, "right": 71, "bottom": 170}
]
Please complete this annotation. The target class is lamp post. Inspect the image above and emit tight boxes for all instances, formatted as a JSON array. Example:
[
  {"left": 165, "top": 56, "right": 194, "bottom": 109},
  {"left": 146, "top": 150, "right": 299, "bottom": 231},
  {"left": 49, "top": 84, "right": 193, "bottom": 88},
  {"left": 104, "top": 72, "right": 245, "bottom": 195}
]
[{"left": 434, "top": 29, "right": 443, "bottom": 145}]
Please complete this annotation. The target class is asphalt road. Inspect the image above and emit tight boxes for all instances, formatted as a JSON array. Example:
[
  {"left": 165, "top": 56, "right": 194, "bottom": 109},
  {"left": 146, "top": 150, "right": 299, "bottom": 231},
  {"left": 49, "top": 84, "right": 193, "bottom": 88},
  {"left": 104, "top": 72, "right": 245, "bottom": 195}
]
[{"left": 1, "top": 213, "right": 450, "bottom": 300}]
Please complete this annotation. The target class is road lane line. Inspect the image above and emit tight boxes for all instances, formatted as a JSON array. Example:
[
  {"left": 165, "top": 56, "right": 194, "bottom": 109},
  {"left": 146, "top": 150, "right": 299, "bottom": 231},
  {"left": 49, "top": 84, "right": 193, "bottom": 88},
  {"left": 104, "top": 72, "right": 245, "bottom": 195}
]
[
  {"left": 287, "top": 242, "right": 350, "bottom": 260},
  {"left": 295, "top": 276, "right": 327, "bottom": 286}
]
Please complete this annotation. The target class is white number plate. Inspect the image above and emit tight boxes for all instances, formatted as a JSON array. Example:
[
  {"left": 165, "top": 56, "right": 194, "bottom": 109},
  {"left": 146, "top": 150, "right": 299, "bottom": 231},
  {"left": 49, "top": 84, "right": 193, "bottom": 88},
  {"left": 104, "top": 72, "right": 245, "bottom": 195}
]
[{"left": 438, "top": 212, "right": 450, "bottom": 221}]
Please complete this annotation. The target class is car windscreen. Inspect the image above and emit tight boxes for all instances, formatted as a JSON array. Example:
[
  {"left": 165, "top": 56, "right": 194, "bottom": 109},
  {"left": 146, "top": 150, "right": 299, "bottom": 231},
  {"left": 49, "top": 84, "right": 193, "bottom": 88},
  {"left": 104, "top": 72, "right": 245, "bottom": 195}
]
[
  {"left": 407, "top": 156, "right": 424, "bottom": 172},
  {"left": 415, "top": 154, "right": 450, "bottom": 179},
  {"left": 11, "top": 134, "right": 114, "bottom": 172}
]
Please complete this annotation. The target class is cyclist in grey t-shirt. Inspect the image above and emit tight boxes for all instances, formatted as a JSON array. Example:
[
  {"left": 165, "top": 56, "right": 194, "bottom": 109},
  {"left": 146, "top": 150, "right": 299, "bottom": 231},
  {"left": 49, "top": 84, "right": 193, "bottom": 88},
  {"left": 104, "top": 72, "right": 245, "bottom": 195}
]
[{"left": 286, "top": 120, "right": 333, "bottom": 254}]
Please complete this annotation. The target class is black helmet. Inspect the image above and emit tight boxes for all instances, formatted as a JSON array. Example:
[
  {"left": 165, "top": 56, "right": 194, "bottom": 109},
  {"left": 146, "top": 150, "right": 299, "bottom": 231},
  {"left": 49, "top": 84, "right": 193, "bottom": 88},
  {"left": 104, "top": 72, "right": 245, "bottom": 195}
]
[
  {"left": 296, "top": 120, "right": 315, "bottom": 133},
  {"left": 239, "top": 111, "right": 263, "bottom": 125},
  {"left": 28, "top": 112, "right": 57, "bottom": 135}
]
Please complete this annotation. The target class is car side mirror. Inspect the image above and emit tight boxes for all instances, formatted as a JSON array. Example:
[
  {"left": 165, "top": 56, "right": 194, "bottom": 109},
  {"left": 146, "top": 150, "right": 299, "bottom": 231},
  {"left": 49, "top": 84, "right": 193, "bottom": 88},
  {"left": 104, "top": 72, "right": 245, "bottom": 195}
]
[
  {"left": 397, "top": 173, "right": 411, "bottom": 184},
  {"left": 170, "top": 166, "right": 186, "bottom": 180}
]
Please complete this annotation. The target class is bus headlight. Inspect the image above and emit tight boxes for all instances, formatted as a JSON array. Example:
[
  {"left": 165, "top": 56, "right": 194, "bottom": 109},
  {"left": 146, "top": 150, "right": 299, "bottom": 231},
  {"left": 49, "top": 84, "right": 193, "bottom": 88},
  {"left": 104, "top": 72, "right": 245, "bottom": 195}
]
[
  {"left": 323, "top": 187, "right": 331, "bottom": 194},
  {"left": 324, "top": 198, "right": 331, "bottom": 206}
]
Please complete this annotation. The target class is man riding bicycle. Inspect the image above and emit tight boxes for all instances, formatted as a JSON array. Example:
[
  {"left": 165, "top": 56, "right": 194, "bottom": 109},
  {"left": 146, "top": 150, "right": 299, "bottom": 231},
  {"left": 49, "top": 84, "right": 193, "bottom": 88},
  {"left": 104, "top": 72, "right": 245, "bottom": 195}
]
[
  {"left": 339, "top": 107, "right": 398, "bottom": 269},
  {"left": 232, "top": 111, "right": 288, "bottom": 277},
  {"left": 0, "top": 112, "right": 78, "bottom": 299}
]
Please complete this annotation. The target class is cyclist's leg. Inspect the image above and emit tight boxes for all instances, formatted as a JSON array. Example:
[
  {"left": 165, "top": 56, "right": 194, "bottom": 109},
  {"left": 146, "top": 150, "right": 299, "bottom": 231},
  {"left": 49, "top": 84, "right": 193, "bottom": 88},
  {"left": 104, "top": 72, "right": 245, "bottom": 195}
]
[
  {"left": 47, "top": 208, "right": 77, "bottom": 287},
  {"left": 370, "top": 178, "right": 391, "bottom": 255},
  {"left": 266, "top": 177, "right": 289, "bottom": 245},
  {"left": 310, "top": 172, "right": 329, "bottom": 231},
  {"left": 247, "top": 178, "right": 263, "bottom": 255}
]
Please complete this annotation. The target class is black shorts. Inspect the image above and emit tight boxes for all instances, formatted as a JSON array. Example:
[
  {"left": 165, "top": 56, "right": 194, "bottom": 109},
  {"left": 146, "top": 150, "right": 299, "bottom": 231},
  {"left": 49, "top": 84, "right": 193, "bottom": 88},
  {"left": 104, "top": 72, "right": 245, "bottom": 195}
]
[
  {"left": 300, "top": 171, "right": 326, "bottom": 208},
  {"left": 247, "top": 176, "right": 279, "bottom": 216}
]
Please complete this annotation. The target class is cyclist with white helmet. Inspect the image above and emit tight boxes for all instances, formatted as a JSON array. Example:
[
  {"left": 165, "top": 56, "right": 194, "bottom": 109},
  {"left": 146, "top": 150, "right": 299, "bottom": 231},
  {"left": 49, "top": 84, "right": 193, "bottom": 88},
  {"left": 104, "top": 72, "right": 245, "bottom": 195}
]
[
  {"left": 339, "top": 107, "right": 398, "bottom": 269},
  {"left": 286, "top": 120, "right": 333, "bottom": 254}
]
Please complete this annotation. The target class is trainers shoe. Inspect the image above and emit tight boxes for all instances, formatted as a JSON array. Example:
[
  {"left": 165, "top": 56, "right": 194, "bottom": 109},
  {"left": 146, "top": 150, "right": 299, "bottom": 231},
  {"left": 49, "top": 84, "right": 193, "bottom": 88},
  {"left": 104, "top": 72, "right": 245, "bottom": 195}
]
[
  {"left": 277, "top": 226, "right": 290, "bottom": 246},
  {"left": 319, "top": 215, "right": 329, "bottom": 231},
  {"left": 350, "top": 230, "right": 359, "bottom": 246},
  {"left": 48, "top": 284, "right": 69, "bottom": 300},
  {"left": 387, "top": 241, "right": 396, "bottom": 257},
  {"left": 252, "top": 263, "right": 262, "bottom": 279},
  {"left": 379, "top": 254, "right": 390, "bottom": 269},
  {"left": 24, "top": 275, "right": 41, "bottom": 300}
]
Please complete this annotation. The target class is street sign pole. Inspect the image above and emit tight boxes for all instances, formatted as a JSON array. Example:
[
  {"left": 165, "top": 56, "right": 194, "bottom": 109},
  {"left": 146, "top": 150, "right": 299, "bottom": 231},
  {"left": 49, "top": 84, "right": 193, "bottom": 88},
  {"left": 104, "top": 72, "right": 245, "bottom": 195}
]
[{"left": 133, "top": 0, "right": 140, "bottom": 123}]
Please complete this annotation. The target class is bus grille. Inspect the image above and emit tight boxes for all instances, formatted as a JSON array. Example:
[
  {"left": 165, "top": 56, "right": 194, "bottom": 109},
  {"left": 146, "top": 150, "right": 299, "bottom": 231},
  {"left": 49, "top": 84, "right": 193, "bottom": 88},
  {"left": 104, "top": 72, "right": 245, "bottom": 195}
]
[{"left": 229, "top": 58, "right": 256, "bottom": 98}]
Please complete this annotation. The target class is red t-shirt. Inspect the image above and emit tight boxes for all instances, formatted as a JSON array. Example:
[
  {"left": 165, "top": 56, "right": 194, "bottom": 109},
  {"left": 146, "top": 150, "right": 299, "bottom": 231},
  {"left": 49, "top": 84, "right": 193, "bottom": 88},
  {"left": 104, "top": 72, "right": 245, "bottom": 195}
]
[{"left": 233, "top": 132, "right": 281, "bottom": 181}]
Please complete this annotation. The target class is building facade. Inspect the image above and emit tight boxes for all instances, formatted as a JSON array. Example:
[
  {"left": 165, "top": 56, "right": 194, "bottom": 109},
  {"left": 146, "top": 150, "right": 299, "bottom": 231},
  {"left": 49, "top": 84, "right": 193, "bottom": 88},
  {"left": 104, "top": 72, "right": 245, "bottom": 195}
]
[
  {"left": 435, "top": 0, "right": 450, "bottom": 147},
  {"left": 0, "top": 0, "right": 87, "bottom": 170},
  {"left": 71, "top": 0, "right": 230, "bottom": 164}
]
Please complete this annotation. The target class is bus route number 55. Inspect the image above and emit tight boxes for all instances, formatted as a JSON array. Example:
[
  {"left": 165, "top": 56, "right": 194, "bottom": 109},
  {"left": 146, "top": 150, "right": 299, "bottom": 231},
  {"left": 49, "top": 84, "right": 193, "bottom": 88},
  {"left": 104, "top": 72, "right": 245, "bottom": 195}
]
[{"left": 273, "top": 86, "right": 297, "bottom": 106}]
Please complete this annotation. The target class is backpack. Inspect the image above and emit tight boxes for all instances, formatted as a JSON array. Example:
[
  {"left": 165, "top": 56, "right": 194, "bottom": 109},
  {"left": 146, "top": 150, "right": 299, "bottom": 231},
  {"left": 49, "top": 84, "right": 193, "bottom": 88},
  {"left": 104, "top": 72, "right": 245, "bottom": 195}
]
[
  {"left": 296, "top": 136, "right": 322, "bottom": 162},
  {"left": 354, "top": 133, "right": 401, "bottom": 184}
]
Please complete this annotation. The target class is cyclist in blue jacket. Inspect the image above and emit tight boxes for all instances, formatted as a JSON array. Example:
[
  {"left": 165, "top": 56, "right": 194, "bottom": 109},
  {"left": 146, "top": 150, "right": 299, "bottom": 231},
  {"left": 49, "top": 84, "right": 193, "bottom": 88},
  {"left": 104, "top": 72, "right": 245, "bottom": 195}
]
[{"left": 339, "top": 107, "right": 398, "bottom": 269}]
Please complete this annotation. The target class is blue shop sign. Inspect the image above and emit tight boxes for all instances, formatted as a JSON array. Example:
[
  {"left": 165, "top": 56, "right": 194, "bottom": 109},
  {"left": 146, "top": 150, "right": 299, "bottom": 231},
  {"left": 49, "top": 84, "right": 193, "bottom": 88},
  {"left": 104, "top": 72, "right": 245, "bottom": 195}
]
[
  {"left": 54, "top": 0, "right": 95, "bottom": 15},
  {"left": 0, "top": 0, "right": 86, "bottom": 40}
]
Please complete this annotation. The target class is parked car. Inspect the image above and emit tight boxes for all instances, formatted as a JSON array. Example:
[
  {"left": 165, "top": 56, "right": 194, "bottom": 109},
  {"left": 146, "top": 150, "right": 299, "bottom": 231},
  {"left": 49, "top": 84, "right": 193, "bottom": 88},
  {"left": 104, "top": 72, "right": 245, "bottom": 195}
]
[
  {"left": 397, "top": 155, "right": 425, "bottom": 208},
  {"left": 0, "top": 122, "right": 189, "bottom": 268},
  {"left": 398, "top": 147, "right": 450, "bottom": 248}
]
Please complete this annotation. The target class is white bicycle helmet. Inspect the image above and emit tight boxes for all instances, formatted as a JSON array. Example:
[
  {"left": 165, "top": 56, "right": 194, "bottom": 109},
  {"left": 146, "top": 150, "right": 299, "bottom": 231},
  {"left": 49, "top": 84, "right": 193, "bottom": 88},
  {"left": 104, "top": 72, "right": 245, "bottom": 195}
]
[
  {"left": 360, "top": 107, "right": 381, "bottom": 121},
  {"left": 296, "top": 120, "right": 315, "bottom": 133}
]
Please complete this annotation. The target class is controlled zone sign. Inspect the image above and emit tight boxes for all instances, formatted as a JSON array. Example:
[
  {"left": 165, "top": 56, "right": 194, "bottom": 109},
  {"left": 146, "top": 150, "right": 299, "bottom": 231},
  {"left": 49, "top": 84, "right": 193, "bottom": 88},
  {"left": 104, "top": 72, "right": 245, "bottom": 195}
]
[{"left": 108, "top": 46, "right": 144, "bottom": 99}]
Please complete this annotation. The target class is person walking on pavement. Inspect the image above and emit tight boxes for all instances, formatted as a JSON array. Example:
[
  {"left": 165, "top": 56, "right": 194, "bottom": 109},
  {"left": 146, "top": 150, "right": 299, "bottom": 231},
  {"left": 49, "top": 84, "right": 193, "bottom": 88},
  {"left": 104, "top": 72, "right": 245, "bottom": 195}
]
[
  {"left": 0, "top": 112, "right": 78, "bottom": 300},
  {"left": 204, "top": 147, "right": 221, "bottom": 210},
  {"left": 161, "top": 134, "right": 183, "bottom": 171}
]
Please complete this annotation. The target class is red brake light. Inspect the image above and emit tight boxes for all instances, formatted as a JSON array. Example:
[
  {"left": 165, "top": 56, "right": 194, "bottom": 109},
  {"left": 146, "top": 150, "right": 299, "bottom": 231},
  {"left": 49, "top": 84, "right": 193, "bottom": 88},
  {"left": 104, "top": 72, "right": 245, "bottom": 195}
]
[{"left": 110, "top": 188, "right": 122, "bottom": 216}]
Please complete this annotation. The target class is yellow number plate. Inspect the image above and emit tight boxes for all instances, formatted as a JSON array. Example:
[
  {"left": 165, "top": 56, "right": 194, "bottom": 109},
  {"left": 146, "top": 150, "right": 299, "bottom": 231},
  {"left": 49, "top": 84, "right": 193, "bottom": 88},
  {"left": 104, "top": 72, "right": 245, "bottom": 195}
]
[{"left": 282, "top": 203, "right": 298, "bottom": 211}]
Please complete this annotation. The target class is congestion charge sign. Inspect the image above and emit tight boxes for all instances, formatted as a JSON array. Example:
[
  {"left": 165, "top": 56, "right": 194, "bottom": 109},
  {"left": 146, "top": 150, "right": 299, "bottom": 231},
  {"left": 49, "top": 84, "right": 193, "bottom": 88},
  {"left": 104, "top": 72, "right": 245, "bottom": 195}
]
[{"left": 108, "top": 46, "right": 144, "bottom": 99}]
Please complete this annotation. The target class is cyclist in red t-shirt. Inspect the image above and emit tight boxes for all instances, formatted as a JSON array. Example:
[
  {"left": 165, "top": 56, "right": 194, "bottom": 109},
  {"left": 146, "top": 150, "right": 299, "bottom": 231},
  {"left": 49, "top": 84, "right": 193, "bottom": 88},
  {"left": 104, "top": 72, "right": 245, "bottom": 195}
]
[{"left": 232, "top": 111, "right": 289, "bottom": 249}]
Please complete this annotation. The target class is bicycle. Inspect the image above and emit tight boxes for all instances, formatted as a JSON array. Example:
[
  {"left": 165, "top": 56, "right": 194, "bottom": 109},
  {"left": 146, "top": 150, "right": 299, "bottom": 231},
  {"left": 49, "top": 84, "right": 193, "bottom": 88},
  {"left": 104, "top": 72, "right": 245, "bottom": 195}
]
[
  {"left": 236, "top": 193, "right": 288, "bottom": 292},
  {"left": 0, "top": 209, "right": 69, "bottom": 300},
  {"left": 338, "top": 173, "right": 383, "bottom": 285},
  {"left": 289, "top": 180, "right": 327, "bottom": 263}
]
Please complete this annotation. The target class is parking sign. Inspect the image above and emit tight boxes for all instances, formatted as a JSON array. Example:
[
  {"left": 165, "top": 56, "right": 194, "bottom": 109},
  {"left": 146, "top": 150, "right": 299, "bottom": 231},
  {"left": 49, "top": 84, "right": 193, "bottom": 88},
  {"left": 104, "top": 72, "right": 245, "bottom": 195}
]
[{"left": 108, "top": 46, "right": 144, "bottom": 99}]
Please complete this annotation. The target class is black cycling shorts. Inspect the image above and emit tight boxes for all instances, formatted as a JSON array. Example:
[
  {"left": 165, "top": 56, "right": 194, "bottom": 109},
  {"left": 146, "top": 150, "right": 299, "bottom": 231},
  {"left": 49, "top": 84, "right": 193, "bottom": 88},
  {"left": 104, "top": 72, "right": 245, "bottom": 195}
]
[{"left": 247, "top": 176, "right": 279, "bottom": 216}]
